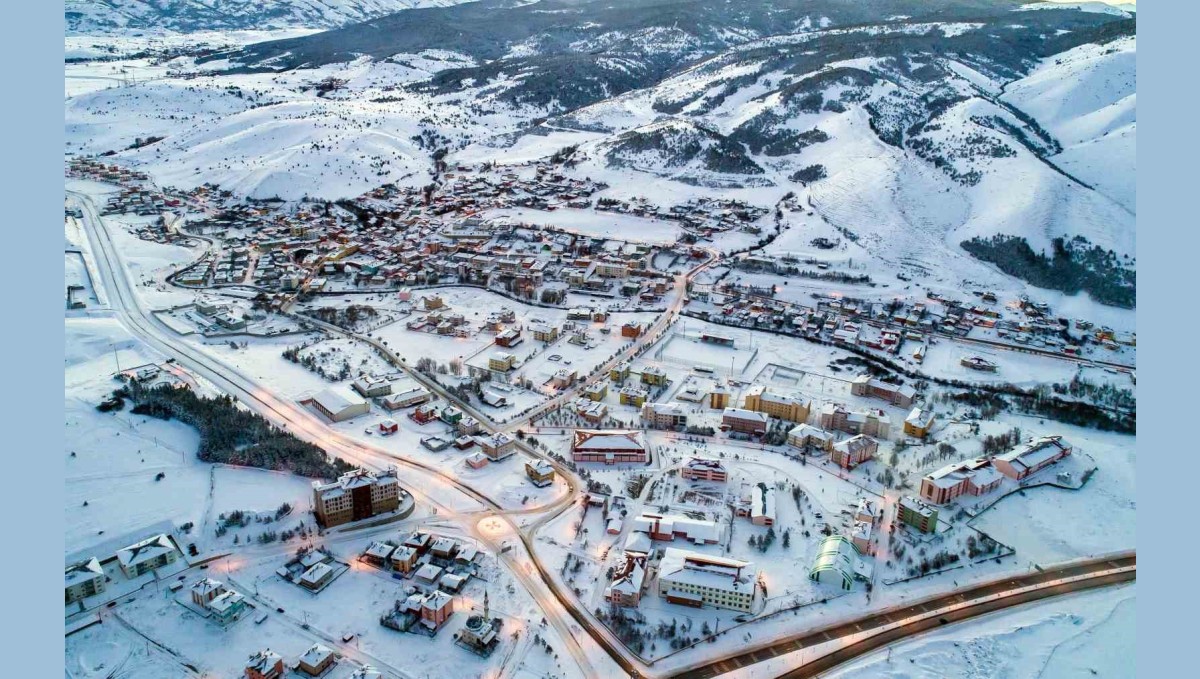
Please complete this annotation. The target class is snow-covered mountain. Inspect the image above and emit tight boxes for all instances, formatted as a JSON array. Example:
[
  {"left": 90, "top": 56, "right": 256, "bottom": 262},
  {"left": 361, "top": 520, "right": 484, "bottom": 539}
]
[{"left": 65, "top": 0, "right": 477, "bottom": 35}]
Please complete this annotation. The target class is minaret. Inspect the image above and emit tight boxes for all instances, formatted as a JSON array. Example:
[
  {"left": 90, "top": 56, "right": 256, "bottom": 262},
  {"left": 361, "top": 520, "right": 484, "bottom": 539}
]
[{"left": 483, "top": 589, "right": 490, "bottom": 621}]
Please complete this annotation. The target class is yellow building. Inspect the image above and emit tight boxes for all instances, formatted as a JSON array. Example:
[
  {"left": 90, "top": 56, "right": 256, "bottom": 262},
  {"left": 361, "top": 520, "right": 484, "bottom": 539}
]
[
  {"left": 489, "top": 352, "right": 516, "bottom": 372},
  {"left": 742, "top": 385, "right": 810, "bottom": 423},
  {"left": 610, "top": 363, "right": 631, "bottom": 383},
  {"left": 583, "top": 383, "right": 608, "bottom": 401},
  {"left": 709, "top": 389, "right": 730, "bottom": 410}
]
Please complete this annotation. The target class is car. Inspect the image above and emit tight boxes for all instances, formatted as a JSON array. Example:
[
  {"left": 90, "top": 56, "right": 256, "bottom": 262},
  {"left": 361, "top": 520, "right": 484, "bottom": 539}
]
[
  {"left": 276, "top": 607, "right": 285, "bottom": 613},
  {"left": 106, "top": 601, "right": 117, "bottom": 608},
  {"left": 938, "top": 617, "right": 949, "bottom": 625}
]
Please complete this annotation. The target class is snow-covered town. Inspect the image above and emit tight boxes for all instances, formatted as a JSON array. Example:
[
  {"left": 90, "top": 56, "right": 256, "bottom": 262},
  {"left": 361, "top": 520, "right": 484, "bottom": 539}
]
[{"left": 49, "top": 1, "right": 1148, "bottom": 678}]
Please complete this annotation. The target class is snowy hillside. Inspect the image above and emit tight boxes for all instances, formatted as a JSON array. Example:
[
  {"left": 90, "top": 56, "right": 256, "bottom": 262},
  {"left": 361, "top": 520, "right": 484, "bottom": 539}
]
[{"left": 65, "top": 0, "right": 476, "bottom": 35}]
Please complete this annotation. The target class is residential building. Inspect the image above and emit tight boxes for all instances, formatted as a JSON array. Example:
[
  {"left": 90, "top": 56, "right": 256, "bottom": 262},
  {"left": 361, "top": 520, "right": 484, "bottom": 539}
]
[
  {"left": 903, "top": 408, "right": 935, "bottom": 438},
  {"left": 830, "top": 435, "right": 878, "bottom": 469},
  {"left": 657, "top": 549, "right": 757, "bottom": 612},
  {"left": 818, "top": 404, "right": 890, "bottom": 438},
  {"left": 297, "top": 644, "right": 336, "bottom": 677},
  {"left": 787, "top": 424, "right": 835, "bottom": 453},
  {"left": 618, "top": 384, "right": 648, "bottom": 407},
  {"left": 572, "top": 429, "right": 648, "bottom": 465},
  {"left": 312, "top": 467, "right": 402, "bottom": 528},
  {"left": 680, "top": 458, "right": 727, "bottom": 483},
  {"left": 525, "top": 459, "right": 555, "bottom": 487},
  {"left": 641, "top": 366, "right": 667, "bottom": 386},
  {"left": 641, "top": 402, "right": 688, "bottom": 430},
  {"left": 65, "top": 557, "right": 106, "bottom": 604},
  {"left": 992, "top": 436, "right": 1073, "bottom": 481},
  {"left": 605, "top": 555, "right": 649, "bottom": 607},
  {"left": 708, "top": 388, "right": 730, "bottom": 410},
  {"left": 720, "top": 408, "right": 769, "bottom": 436},
  {"left": 363, "top": 541, "right": 396, "bottom": 566},
  {"left": 583, "top": 383, "right": 608, "bottom": 401},
  {"left": 245, "top": 649, "right": 285, "bottom": 679},
  {"left": 850, "top": 521, "right": 873, "bottom": 555},
  {"left": 306, "top": 387, "right": 370, "bottom": 422},
  {"left": 742, "top": 385, "right": 811, "bottom": 423},
  {"left": 300, "top": 562, "right": 334, "bottom": 590},
  {"left": 477, "top": 432, "right": 516, "bottom": 460},
  {"left": 116, "top": 534, "right": 179, "bottom": 578},
  {"left": 850, "top": 374, "right": 916, "bottom": 408},
  {"left": 488, "top": 352, "right": 516, "bottom": 372},
  {"left": 898, "top": 496, "right": 939, "bottom": 533},
  {"left": 530, "top": 322, "right": 559, "bottom": 342}
]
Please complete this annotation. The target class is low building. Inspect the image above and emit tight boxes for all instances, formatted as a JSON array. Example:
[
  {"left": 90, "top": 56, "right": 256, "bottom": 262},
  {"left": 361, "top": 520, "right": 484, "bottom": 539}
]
[
  {"left": 850, "top": 374, "right": 916, "bottom": 408},
  {"left": 379, "top": 419, "right": 399, "bottom": 435},
  {"left": 809, "top": 535, "right": 861, "bottom": 591},
  {"left": 641, "top": 402, "right": 688, "bottom": 430},
  {"left": 919, "top": 458, "right": 1004, "bottom": 504},
  {"left": 605, "top": 555, "right": 649, "bottom": 607},
  {"left": 466, "top": 451, "right": 489, "bottom": 469},
  {"left": 299, "top": 562, "right": 334, "bottom": 590},
  {"left": 306, "top": 387, "right": 370, "bottom": 422},
  {"left": 190, "top": 578, "right": 226, "bottom": 608},
  {"left": 657, "top": 549, "right": 757, "bottom": 612},
  {"left": 390, "top": 546, "right": 419, "bottom": 574},
  {"left": 830, "top": 435, "right": 878, "bottom": 469},
  {"left": 749, "top": 483, "right": 776, "bottom": 526},
  {"left": 680, "top": 458, "right": 727, "bottom": 483},
  {"left": 992, "top": 436, "right": 1073, "bottom": 481},
  {"left": 721, "top": 408, "right": 769, "bottom": 436},
  {"left": 363, "top": 541, "right": 396, "bottom": 566},
  {"left": 850, "top": 521, "right": 873, "bottom": 555},
  {"left": 297, "top": 644, "right": 336, "bottom": 677},
  {"left": 116, "top": 534, "right": 178, "bottom": 578},
  {"left": 903, "top": 408, "right": 935, "bottom": 438},
  {"left": 898, "top": 496, "right": 938, "bottom": 533},
  {"left": 207, "top": 589, "right": 248, "bottom": 624},
  {"left": 312, "top": 467, "right": 402, "bottom": 528},
  {"left": 245, "top": 649, "right": 285, "bottom": 679},
  {"left": 352, "top": 375, "right": 392, "bottom": 398},
  {"left": 742, "top": 385, "right": 811, "bottom": 423},
  {"left": 572, "top": 429, "right": 648, "bottom": 465},
  {"left": 632, "top": 513, "right": 722, "bottom": 545},
  {"left": 525, "top": 459, "right": 555, "bottom": 487},
  {"left": 65, "top": 557, "right": 106, "bottom": 604},
  {"left": 382, "top": 386, "right": 432, "bottom": 411}
]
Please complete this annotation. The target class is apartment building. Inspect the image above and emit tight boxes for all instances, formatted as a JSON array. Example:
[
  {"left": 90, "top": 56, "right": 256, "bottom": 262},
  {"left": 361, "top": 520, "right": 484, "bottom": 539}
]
[
  {"left": 641, "top": 402, "right": 689, "bottom": 430},
  {"left": 312, "top": 467, "right": 402, "bottom": 528},
  {"left": 65, "top": 557, "right": 106, "bottom": 604},
  {"left": 116, "top": 534, "right": 179, "bottom": 578},
  {"left": 720, "top": 407, "right": 769, "bottom": 436},
  {"left": 830, "top": 435, "right": 878, "bottom": 469},
  {"left": 850, "top": 374, "right": 916, "bottom": 408},
  {"left": 742, "top": 385, "right": 811, "bottom": 423}
]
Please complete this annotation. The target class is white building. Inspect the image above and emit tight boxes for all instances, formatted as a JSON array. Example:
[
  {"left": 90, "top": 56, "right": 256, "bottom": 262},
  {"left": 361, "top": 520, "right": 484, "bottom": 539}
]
[{"left": 657, "top": 549, "right": 757, "bottom": 612}]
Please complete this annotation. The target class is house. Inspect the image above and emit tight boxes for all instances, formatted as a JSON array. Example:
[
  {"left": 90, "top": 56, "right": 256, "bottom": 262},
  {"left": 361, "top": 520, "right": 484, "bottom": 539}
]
[
  {"left": 312, "top": 467, "right": 403, "bottom": 528},
  {"left": 641, "top": 402, "right": 688, "bottom": 430},
  {"left": 525, "top": 459, "right": 555, "bottom": 487},
  {"left": 297, "top": 644, "right": 336, "bottom": 677},
  {"left": 919, "top": 458, "right": 1004, "bottom": 504},
  {"left": 850, "top": 374, "right": 916, "bottom": 408},
  {"left": 414, "top": 563, "right": 444, "bottom": 587},
  {"left": 992, "top": 436, "right": 1073, "bottom": 481},
  {"left": 572, "top": 429, "right": 648, "bottom": 464},
  {"left": 306, "top": 387, "right": 370, "bottom": 422},
  {"left": 411, "top": 403, "right": 441, "bottom": 424},
  {"left": 363, "top": 541, "right": 396, "bottom": 566},
  {"left": 830, "top": 435, "right": 878, "bottom": 469},
  {"left": 352, "top": 375, "right": 392, "bottom": 398},
  {"left": 898, "top": 496, "right": 938, "bottom": 533},
  {"left": 477, "top": 432, "right": 516, "bottom": 460},
  {"left": 116, "top": 534, "right": 179, "bottom": 578},
  {"left": 207, "top": 589, "right": 248, "bottom": 624},
  {"left": 379, "top": 419, "right": 399, "bottom": 435},
  {"left": 190, "top": 578, "right": 226, "bottom": 608},
  {"left": 245, "top": 649, "right": 285, "bottom": 679},
  {"left": 390, "top": 546, "right": 419, "bottom": 574},
  {"left": 809, "top": 535, "right": 861, "bottom": 591},
  {"left": 903, "top": 408, "right": 935, "bottom": 438},
  {"left": 787, "top": 424, "right": 835, "bottom": 453},
  {"left": 721, "top": 408, "right": 769, "bottom": 436},
  {"left": 742, "top": 385, "right": 811, "bottom": 423},
  {"left": 680, "top": 458, "right": 727, "bottom": 483},
  {"left": 657, "top": 549, "right": 757, "bottom": 612},
  {"left": 466, "top": 452, "right": 490, "bottom": 469},
  {"left": 65, "top": 557, "right": 106, "bottom": 604},
  {"left": 621, "top": 322, "right": 644, "bottom": 338}
]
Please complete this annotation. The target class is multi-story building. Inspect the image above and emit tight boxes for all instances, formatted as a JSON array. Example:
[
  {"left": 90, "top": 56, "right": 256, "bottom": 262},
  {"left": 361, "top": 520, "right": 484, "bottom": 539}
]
[
  {"left": 817, "top": 404, "right": 890, "bottom": 439},
  {"left": 525, "top": 459, "right": 555, "bottom": 487},
  {"left": 742, "top": 385, "right": 811, "bottom": 423},
  {"left": 903, "top": 407, "right": 935, "bottom": 438},
  {"left": 992, "top": 436, "right": 1073, "bottom": 481},
  {"left": 850, "top": 374, "right": 916, "bottom": 408},
  {"left": 619, "top": 384, "right": 649, "bottom": 407},
  {"left": 572, "top": 429, "right": 648, "bottom": 464},
  {"left": 297, "top": 645, "right": 336, "bottom": 677},
  {"left": 830, "top": 435, "right": 878, "bottom": 469},
  {"left": 605, "top": 555, "right": 649, "bottom": 607},
  {"left": 657, "top": 549, "right": 757, "bottom": 612},
  {"left": 641, "top": 402, "right": 688, "bottom": 430},
  {"left": 312, "top": 467, "right": 402, "bottom": 528},
  {"left": 787, "top": 424, "right": 835, "bottom": 453},
  {"left": 488, "top": 352, "right": 516, "bottom": 372},
  {"left": 720, "top": 408, "right": 769, "bottom": 436},
  {"left": 116, "top": 534, "right": 179, "bottom": 578},
  {"left": 898, "top": 496, "right": 939, "bottom": 533},
  {"left": 65, "top": 557, "right": 106, "bottom": 604},
  {"left": 530, "top": 322, "right": 559, "bottom": 342},
  {"left": 708, "top": 388, "right": 730, "bottom": 410},
  {"left": 583, "top": 383, "right": 608, "bottom": 401},
  {"left": 477, "top": 432, "right": 516, "bottom": 460},
  {"left": 641, "top": 366, "right": 668, "bottom": 386},
  {"left": 919, "top": 458, "right": 1003, "bottom": 504},
  {"left": 680, "top": 458, "right": 727, "bottom": 483},
  {"left": 245, "top": 649, "right": 285, "bottom": 679},
  {"left": 352, "top": 375, "right": 392, "bottom": 398}
]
